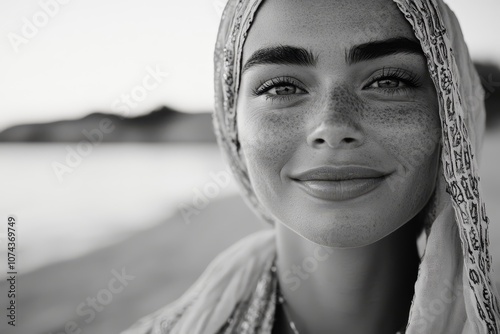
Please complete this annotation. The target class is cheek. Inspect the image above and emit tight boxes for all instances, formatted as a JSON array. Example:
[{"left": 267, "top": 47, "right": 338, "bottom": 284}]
[
  {"left": 372, "top": 103, "right": 441, "bottom": 172},
  {"left": 364, "top": 100, "right": 441, "bottom": 214},
  {"left": 334, "top": 80, "right": 441, "bottom": 170},
  {"left": 237, "top": 102, "right": 309, "bottom": 211},
  {"left": 238, "top": 105, "right": 304, "bottom": 172},
  {"left": 327, "top": 86, "right": 441, "bottom": 173}
]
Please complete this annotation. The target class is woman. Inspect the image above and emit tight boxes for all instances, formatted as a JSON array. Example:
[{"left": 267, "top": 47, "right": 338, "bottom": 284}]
[{"left": 123, "top": 0, "right": 500, "bottom": 332}]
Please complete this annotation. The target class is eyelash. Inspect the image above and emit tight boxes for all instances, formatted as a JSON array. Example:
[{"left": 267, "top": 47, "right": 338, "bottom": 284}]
[
  {"left": 252, "top": 68, "right": 422, "bottom": 102},
  {"left": 365, "top": 67, "right": 422, "bottom": 95},
  {"left": 251, "top": 76, "right": 307, "bottom": 102}
]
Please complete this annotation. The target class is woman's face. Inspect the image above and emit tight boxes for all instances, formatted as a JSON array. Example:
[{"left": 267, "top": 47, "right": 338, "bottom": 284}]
[{"left": 236, "top": 0, "right": 441, "bottom": 247}]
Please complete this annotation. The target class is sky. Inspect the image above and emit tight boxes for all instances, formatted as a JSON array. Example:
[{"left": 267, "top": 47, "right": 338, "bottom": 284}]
[{"left": 0, "top": 0, "right": 499, "bottom": 131}]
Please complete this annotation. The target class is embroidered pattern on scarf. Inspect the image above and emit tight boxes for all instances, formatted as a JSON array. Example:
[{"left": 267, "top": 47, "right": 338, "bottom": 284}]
[{"left": 393, "top": 1, "right": 500, "bottom": 332}]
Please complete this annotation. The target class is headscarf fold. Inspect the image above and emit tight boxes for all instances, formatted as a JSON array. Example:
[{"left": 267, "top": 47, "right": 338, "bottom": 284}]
[
  {"left": 391, "top": 1, "right": 499, "bottom": 332},
  {"left": 122, "top": 0, "right": 500, "bottom": 332}
]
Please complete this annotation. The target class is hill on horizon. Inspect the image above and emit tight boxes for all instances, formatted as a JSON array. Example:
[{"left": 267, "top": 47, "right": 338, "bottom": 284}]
[{"left": 0, "top": 106, "right": 217, "bottom": 143}]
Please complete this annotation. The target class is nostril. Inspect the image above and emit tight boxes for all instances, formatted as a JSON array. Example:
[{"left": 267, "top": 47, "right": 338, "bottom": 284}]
[
  {"left": 312, "top": 137, "right": 355, "bottom": 145},
  {"left": 307, "top": 124, "right": 364, "bottom": 148}
]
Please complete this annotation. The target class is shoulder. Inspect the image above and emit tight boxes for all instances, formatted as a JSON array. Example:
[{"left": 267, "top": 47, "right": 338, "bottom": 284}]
[{"left": 121, "top": 229, "right": 276, "bottom": 334}]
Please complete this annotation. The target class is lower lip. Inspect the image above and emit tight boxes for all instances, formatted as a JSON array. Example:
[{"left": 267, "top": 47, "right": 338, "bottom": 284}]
[{"left": 293, "top": 177, "right": 386, "bottom": 201}]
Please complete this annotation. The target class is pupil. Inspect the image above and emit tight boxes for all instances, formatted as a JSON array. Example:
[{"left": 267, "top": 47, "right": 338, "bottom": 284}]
[
  {"left": 379, "top": 79, "right": 399, "bottom": 88},
  {"left": 276, "top": 85, "right": 295, "bottom": 95}
]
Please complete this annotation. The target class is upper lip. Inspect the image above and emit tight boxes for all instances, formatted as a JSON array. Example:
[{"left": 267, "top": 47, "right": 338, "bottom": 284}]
[{"left": 290, "top": 166, "right": 388, "bottom": 181}]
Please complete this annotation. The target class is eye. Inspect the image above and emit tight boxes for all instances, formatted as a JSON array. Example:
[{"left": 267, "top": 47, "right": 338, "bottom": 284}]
[
  {"left": 253, "top": 76, "right": 308, "bottom": 100},
  {"left": 269, "top": 84, "right": 304, "bottom": 95},
  {"left": 363, "top": 67, "right": 422, "bottom": 96},
  {"left": 369, "top": 78, "right": 406, "bottom": 89}
]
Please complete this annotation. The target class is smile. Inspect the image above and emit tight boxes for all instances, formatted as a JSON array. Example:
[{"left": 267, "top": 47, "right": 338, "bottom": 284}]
[{"left": 290, "top": 166, "right": 389, "bottom": 201}]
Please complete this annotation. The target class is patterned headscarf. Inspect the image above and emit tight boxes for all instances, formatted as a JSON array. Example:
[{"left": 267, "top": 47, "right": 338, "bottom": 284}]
[
  {"left": 123, "top": 0, "right": 500, "bottom": 333},
  {"left": 212, "top": 0, "right": 500, "bottom": 332}
]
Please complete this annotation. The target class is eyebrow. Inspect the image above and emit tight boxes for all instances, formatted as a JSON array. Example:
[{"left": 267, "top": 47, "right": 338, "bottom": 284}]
[
  {"left": 345, "top": 37, "right": 424, "bottom": 65},
  {"left": 242, "top": 45, "right": 318, "bottom": 73},
  {"left": 241, "top": 37, "right": 424, "bottom": 73}
]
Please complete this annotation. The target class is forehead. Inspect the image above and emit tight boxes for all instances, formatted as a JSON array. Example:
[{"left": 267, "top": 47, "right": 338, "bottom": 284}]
[{"left": 242, "top": 0, "right": 417, "bottom": 64}]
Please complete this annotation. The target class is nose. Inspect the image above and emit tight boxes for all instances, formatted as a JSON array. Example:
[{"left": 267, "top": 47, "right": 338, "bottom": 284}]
[{"left": 306, "top": 110, "right": 365, "bottom": 149}]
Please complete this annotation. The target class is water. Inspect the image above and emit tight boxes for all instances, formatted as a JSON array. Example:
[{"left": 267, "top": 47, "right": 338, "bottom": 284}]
[{"left": 0, "top": 143, "right": 239, "bottom": 274}]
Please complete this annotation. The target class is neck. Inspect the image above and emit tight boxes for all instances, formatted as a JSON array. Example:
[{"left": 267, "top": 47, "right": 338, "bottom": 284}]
[{"left": 275, "top": 220, "right": 420, "bottom": 334}]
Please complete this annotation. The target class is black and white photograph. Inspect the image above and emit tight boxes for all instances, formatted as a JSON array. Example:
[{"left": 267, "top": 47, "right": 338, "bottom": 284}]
[{"left": 1, "top": 0, "right": 500, "bottom": 333}]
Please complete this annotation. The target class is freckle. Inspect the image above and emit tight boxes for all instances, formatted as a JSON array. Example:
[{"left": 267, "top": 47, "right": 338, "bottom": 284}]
[
  {"left": 327, "top": 85, "right": 368, "bottom": 120},
  {"left": 251, "top": 111, "right": 302, "bottom": 162}
]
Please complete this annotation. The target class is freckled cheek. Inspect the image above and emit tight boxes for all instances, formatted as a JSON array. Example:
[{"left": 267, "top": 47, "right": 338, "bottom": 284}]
[
  {"left": 363, "top": 103, "right": 441, "bottom": 167},
  {"left": 238, "top": 106, "right": 305, "bottom": 179}
]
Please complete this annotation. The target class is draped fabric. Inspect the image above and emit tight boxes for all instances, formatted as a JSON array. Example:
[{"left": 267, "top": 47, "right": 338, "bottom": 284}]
[
  {"left": 122, "top": 0, "right": 500, "bottom": 333},
  {"left": 393, "top": 2, "right": 500, "bottom": 332}
]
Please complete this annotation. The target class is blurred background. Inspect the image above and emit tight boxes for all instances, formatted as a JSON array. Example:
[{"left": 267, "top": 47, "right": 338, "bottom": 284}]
[{"left": 0, "top": 0, "right": 499, "bottom": 333}]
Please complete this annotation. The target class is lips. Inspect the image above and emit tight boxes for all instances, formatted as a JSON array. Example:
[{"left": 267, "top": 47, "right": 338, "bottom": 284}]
[{"left": 290, "top": 166, "right": 389, "bottom": 201}]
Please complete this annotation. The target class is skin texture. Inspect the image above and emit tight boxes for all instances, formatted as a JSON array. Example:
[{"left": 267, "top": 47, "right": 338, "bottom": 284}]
[
  {"left": 234, "top": 0, "right": 442, "bottom": 332},
  {"left": 237, "top": 0, "right": 441, "bottom": 247}
]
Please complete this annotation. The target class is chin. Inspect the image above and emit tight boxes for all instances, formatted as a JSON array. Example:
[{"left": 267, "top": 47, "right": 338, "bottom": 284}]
[
  {"left": 319, "top": 226, "right": 393, "bottom": 249},
  {"left": 280, "top": 205, "right": 415, "bottom": 249},
  {"left": 322, "top": 225, "right": 398, "bottom": 248}
]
